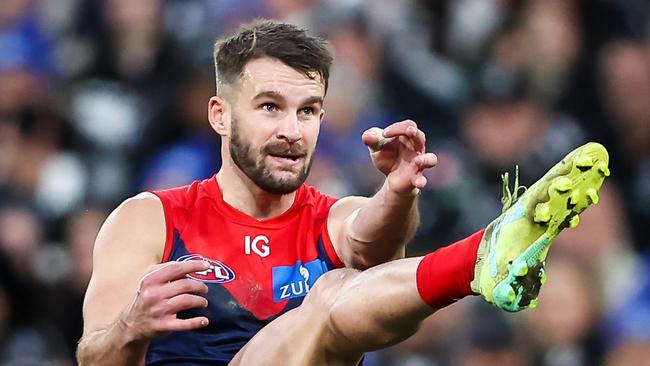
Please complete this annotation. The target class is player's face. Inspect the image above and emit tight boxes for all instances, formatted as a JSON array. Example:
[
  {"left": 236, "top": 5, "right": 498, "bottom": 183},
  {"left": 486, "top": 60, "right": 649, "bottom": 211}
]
[{"left": 228, "top": 58, "right": 325, "bottom": 194}]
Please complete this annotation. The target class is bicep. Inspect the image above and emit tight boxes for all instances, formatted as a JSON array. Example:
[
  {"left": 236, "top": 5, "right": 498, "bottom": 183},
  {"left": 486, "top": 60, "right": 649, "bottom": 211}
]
[
  {"left": 326, "top": 196, "right": 368, "bottom": 267},
  {"left": 82, "top": 193, "right": 167, "bottom": 334}
]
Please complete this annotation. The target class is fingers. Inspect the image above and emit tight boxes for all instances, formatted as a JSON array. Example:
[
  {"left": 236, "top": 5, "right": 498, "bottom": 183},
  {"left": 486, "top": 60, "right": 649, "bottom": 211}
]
[
  {"left": 158, "top": 278, "right": 209, "bottom": 299},
  {"left": 162, "top": 317, "right": 210, "bottom": 333},
  {"left": 414, "top": 153, "right": 438, "bottom": 170},
  {"left": 411, "top": 153, "right": 437, "bottom": 189},
  {"left": 411, "top": 174, "right": 428, "bottom": 189},
  {"left": 125, "top": 261, "right": 213, "bottom": 339},
  {"left": 382, "top": 120, "right": 417, "bottom": 138},
  {"left": 362, "top": 127, "right": 394, "bottom": 153},
  {"left": 367, "top": 120, "right": 426, "bottom": 153},
  {"left": 142, "top": 260, "right": 210, "bottom": 286},
  {"left": 166, "top": 293, "right": 209, "bottom": 314},
  {"left": 414, "top": 129, "right": 426, "bottom": 154},
  {"left": 383, "top": 120, "right": 425, "bottom": 153},
  {"left": 364, "top": 120, "right": 437, "bottom": 193}
]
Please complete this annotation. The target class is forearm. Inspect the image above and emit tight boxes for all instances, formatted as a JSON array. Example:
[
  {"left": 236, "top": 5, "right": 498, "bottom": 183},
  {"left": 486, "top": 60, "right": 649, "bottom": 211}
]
[
  {"left": 345, "top": 181, "right": 419, "bottom": 267},
  {"left": 76, "top": 320, "right": 149, "bottom": 366}
]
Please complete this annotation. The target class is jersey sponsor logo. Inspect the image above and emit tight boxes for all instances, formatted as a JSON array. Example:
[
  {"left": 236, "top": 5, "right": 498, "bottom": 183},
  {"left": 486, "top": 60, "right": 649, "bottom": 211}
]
[
  {"left": 272, "top": 259, "right": 328, "bottom": 302},
  {"left": 177, "top": 254, "right": 236, "bottom": 283},
  {"left": 244, "top": 235, "right": 270, "bottom": 258}
]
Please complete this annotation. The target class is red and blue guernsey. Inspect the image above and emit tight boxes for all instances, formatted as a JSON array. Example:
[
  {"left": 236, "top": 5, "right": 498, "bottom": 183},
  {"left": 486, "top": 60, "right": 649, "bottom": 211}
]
[{"left": 145, "top": 177, "right": 344, "bottom": 365}]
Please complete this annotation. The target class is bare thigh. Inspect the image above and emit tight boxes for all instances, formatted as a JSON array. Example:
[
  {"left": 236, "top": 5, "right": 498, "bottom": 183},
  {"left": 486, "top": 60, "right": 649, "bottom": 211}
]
[{"left": 229, "top": 268, "right": 364, "bottom": 366}]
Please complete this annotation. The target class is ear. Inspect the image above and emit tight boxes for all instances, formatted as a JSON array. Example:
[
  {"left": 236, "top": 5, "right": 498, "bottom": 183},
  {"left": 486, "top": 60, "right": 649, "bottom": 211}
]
[
  {"left": 319, "top": 107, "right": 325, "bottom": 123},
  {"left": 208, "top": 96, "right": 230, "bottom": 136}
]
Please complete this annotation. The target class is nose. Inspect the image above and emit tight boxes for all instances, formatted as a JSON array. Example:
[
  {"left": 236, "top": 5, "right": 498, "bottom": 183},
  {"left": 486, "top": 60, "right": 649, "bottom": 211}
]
[{"left": 276, "top": 113, "right": 302, "bottom": 143}]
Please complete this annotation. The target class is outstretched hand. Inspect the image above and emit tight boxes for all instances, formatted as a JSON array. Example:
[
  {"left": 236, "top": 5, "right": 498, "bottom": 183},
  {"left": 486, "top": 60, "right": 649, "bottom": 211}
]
[{"left": 362, "top": 120, "right": 437, "bottom": 195}]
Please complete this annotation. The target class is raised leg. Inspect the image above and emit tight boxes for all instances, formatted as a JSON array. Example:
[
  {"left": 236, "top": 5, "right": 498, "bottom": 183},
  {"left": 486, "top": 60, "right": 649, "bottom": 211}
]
[{"left": 230, "top": 142, "right": 610, "bottom": 365}]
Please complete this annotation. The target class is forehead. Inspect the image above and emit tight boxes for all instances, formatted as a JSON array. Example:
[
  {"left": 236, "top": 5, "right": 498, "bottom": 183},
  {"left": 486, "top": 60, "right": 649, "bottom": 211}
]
[{"left": 237, "top": 57, "right": 325, "bottom": 100}]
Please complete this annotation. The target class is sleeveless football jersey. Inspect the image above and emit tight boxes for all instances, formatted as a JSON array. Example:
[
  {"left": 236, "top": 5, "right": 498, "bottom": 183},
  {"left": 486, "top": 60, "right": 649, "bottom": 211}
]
[{"left": 145, "top": 177, "right": 343, "bottom": 365}]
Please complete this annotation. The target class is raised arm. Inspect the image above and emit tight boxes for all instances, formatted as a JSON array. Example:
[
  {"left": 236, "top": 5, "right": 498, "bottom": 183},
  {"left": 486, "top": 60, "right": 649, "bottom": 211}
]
[
  {"left": 327, "top": 120, "right": 437, "bottom": 269},
  {"left": 76, "top": 193, "right": 210, "bottom": 366}
]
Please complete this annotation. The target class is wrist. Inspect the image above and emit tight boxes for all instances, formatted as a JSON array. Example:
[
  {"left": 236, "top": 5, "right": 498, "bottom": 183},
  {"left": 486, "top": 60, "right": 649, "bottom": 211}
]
[
  {"left": 116, "top": 316, "right": 148, "bottom": 352},
  {"left": 384, "top": 180, "right": 421, "bottom": 201}
]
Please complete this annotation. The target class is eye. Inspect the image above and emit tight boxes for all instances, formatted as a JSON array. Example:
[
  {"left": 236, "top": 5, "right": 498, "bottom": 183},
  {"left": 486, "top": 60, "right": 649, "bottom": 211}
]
[
  {"left": 261, "top": 103, "right": 278, "bottom": 112},
  {"left": 300, "top": 107, "right": 315, "bottom": 116}
]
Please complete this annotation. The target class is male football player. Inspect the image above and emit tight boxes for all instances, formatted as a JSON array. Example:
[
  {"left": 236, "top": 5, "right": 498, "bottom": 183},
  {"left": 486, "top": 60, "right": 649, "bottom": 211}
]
[{"left": 77, "top": 20, "right": 609, "bottom": 365}]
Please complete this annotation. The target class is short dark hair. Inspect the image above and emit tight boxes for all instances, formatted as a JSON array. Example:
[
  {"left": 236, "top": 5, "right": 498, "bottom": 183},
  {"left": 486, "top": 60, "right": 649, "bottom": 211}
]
[{"left": 214, "top": 19, "right": 333, "bottom": 95}]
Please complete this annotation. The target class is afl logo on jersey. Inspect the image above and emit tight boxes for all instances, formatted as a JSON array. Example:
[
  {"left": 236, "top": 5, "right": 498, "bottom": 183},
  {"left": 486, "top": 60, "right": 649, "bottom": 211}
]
[{"left": 177, "top": 254, "right": 236, "bottom": 283}]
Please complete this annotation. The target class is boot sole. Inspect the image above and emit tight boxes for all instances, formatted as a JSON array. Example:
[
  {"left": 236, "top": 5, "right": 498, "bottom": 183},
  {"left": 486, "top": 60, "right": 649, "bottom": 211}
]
[{"left": 492, "top": 144, "right": 609, "bottom": 312}]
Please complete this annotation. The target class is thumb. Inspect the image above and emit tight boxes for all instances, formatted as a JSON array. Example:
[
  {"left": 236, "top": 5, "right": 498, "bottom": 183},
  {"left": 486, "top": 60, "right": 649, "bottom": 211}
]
[{"left": 362, "top": 127, "right": 391, "bottom": 153}]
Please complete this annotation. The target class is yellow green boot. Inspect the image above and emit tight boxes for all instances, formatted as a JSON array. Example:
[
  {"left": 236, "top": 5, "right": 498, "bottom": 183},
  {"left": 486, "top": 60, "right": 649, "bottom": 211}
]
[{"left": 471, "top": 142, "right": 610, "bottom": 312}]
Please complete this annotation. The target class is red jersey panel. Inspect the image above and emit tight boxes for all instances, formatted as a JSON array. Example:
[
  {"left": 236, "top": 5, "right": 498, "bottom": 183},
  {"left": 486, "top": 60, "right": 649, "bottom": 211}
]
[{"left": 145, "top": 177, "right": 343, "bottom": 365}]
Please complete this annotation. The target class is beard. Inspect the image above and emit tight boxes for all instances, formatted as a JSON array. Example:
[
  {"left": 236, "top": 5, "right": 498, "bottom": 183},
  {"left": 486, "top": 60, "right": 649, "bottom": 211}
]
[{"left": 229, "top": 117, "right": 313, "bottom": 194}]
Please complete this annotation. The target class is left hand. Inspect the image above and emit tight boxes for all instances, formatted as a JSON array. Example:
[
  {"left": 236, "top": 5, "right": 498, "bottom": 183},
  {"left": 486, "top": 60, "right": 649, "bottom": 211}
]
[{"left": 362, "top": 120, "right": 437, "bottom": 195}]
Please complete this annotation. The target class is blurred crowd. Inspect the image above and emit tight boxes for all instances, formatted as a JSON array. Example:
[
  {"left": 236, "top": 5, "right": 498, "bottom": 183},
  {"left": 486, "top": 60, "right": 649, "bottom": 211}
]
[{"left": 0, "top": 0, "right": 649, "bottom": 365}]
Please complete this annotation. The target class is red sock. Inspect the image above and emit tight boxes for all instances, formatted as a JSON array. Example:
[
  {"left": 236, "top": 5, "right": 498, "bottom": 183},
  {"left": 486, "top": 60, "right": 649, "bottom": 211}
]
[{"left": 416, "top": 229, "right": 484, "bottom": 308}]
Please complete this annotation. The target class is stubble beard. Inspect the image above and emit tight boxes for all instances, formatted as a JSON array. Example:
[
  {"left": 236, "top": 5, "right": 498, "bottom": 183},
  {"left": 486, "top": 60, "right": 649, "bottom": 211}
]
[{"left": 229, "top": 117, "right": 313, "bottom": 195}]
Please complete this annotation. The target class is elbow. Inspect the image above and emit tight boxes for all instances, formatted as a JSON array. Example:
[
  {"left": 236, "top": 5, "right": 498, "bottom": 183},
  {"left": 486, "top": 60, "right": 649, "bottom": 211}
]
[
  {"left": 76, "top": 334, "right": 103, "bottom": 366},
  {"left": 343, "top": 233, "right": 378, "bottom": 270},
  {"left": 76, "top": 341, "right": 90, "bottom": 366},
  {"left": 347, "top": 256, "right": 377, "bottom": 271},
  {"left": 345, "top": 238, "right": 406, "bottom": 270},
  {"left": 355, "top": 251, "right": 405, "bottom": 270}
]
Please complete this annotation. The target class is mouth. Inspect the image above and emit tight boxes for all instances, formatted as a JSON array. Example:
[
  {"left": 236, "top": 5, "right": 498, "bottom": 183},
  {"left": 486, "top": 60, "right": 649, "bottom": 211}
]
[
  {"left": 266, "top": 153, "right": 304, "bottom": 167},
  {"left": 268, "top": 153, "right": 303, "bottom": 161}
]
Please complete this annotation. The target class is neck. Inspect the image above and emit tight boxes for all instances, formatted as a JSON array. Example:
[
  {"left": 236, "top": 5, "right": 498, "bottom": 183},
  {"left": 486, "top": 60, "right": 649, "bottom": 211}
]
[{"left": 215, "top": 161, "right": 297, "bottom": 220}]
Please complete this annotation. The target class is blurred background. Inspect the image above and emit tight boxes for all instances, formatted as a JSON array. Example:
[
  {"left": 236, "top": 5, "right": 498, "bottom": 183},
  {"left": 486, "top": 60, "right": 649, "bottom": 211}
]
[{"left": 0, "top": 0, "right": 649, "bottom": 365}]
